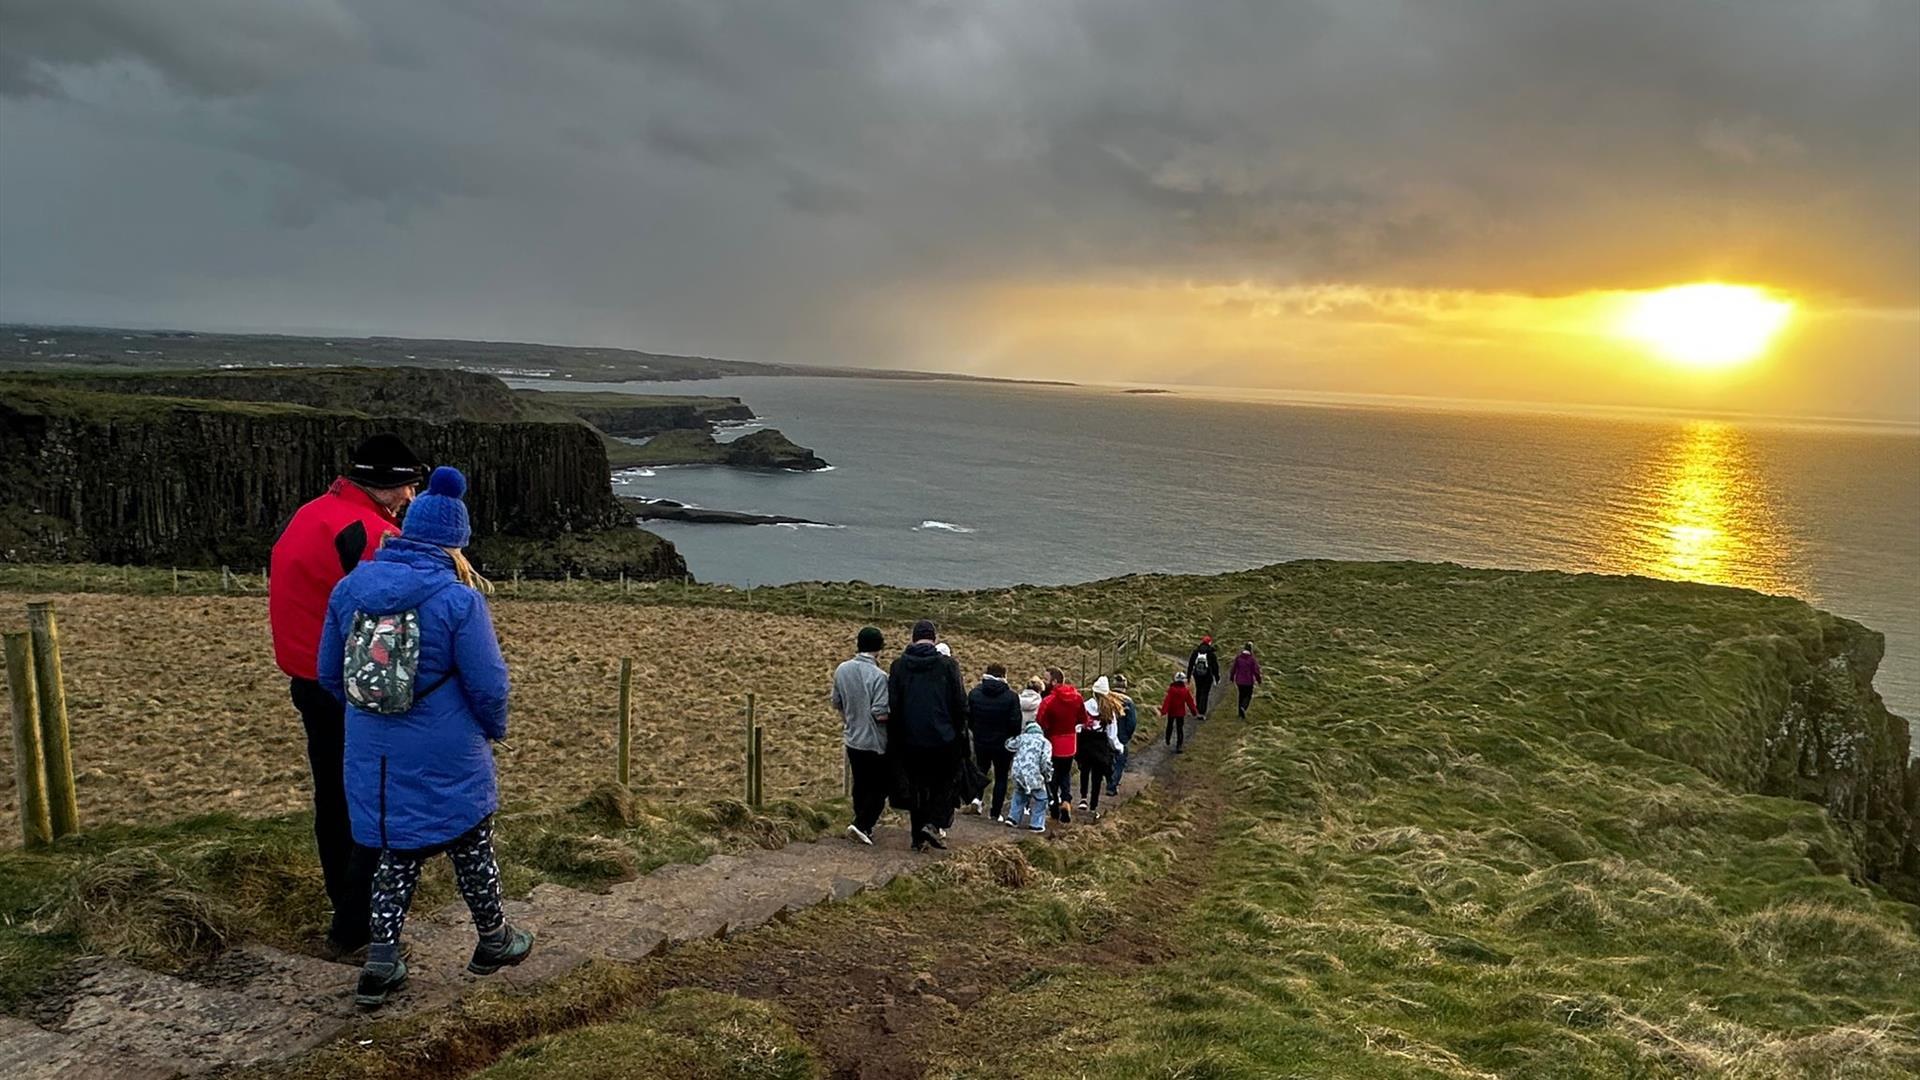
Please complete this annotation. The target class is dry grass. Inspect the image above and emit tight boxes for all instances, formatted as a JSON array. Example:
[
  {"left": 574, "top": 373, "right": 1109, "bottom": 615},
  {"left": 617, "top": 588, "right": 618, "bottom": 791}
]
[{"left": 0, "top": 592, "right": 1062, "bottom": 842}]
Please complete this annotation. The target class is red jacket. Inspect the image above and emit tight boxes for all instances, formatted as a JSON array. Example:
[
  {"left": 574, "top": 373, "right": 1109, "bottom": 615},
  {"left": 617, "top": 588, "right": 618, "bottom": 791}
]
[
  {"left": 270, "top": 479, "right": 404, "bottom": 680},
  {"left": 1161, "top": 683, "right": 1198, "bottom": 718},
  {"left": 1037, "top": 683, "right": 1084, "bottom": 759}
]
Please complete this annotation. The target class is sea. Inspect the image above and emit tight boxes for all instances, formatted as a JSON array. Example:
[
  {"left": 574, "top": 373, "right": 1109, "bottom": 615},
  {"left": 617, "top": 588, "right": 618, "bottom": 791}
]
[{"left": 510, "top": 376, "right": 1920, "bottom": 729}]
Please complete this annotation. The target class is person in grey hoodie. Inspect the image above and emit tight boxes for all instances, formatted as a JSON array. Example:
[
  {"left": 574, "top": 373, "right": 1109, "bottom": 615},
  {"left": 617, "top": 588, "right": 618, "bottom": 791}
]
[
  {"left": 830, "top": 626, "right": 891, "bottom": 846},
  {"left": 1005, "top": 717, "right": 1054, "bottom": 833}
]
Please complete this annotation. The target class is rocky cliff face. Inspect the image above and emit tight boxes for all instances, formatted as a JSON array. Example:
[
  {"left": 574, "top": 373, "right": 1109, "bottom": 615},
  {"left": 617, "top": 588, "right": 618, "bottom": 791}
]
[
  {"left": 0, "top": 383, "right": 686, "bottom": 579},
  {"left": 1754, "top": 615, "right": 1919, "bottom": 899},
  {"left": 520, "top": 391, "right": 754, "bottom": 436}
]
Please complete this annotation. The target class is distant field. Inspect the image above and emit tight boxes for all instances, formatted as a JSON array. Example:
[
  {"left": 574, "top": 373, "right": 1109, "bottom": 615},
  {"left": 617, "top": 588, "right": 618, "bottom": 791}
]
[{"left": 0, "top": 593, "right": 1061, "bottom": 840}]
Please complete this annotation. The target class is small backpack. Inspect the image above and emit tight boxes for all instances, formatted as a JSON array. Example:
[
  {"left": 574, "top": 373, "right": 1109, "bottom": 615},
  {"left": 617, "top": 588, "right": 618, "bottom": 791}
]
[{"left": 343, "top": 609, "right": 446, "bottom": 715}]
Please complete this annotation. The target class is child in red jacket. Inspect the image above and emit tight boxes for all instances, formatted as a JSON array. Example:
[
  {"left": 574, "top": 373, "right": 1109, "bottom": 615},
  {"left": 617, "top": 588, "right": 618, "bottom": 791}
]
[{"left": 1160, "top": 672, "right": 1198, "bottom": 753}]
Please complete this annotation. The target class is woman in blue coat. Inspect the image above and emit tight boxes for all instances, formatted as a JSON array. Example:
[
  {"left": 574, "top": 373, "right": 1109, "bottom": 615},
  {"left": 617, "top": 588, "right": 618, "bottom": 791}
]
[{"left": 318, "top": 466, "right": 533, "bottom": 1007}]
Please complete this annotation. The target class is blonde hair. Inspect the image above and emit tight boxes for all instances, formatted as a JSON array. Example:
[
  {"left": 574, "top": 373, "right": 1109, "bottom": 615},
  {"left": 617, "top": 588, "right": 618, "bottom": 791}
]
[
  {"left": 1097, "top": 692, "right": 1124, "bottom": 723},
  {"left": 446, "top": 547, "right": 494, "bottom": 595}
]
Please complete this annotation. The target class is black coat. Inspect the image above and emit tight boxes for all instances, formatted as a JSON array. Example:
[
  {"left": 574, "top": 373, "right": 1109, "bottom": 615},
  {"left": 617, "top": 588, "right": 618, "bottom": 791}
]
[
  {"left": 888, "top": 643, "right": 970, "bottom": 750},
  {"left": 1187, "top": 644, "right": 1220, "bottom": 682},
  {"left": 967, "top": 679, "right": 1022, "bottom": 751}
]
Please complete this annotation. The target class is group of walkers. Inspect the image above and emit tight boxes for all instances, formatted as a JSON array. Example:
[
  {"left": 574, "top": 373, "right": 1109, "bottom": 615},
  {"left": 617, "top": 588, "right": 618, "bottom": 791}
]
[
  {"left": 266, "top": 431, "right": 1269, "bottom": 1008},
  {"left": 830, "top": 621, "right": 1266, "bottom": 849}
]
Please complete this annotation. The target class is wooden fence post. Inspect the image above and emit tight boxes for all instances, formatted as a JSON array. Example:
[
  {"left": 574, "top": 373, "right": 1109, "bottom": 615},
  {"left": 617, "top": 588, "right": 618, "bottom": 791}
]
[
  {"left": 172, "top": 567, "right": 180, "bottom": 594},
  {"left": 221, "top": 566, "right": 231, "bottom": 592},
  {"left": 25, "top": 603, "right": 78, "bottom": 838},
  {"left": 5, "top": 632, "right": 52, "bottom": 848},
  {"left": 617, "top": 657, "right": 633, "bottom": 786},
  {"left": 750, "top": 724, "right": 764, "bottom": 808},
  {"left": 744, "top": 693, "right": 757, "bottom": 804}
]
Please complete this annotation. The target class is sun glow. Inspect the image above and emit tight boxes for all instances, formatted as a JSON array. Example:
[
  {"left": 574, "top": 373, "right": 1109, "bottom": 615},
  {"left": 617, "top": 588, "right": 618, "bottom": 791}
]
[{"left": 1616, "top": 283, "right": 1794, "bottom": 369}]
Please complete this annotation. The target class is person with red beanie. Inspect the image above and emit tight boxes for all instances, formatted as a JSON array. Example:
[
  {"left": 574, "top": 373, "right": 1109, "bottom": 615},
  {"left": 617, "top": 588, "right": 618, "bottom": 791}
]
[{"left": 269, "top": 432, "right": 426, "bottom": 956}]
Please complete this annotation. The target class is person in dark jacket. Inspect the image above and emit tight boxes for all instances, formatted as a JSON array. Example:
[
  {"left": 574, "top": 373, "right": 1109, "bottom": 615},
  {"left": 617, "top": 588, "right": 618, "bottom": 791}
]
[
  {"left": 965, "top": 663, "right": 1022, "bottom": 822},
  {"left": 317, "top": 467, "right": 533, "bottom": 1008},
  {"left": 1186, "top": 636, "right": 1221, "bottom": 718},
  {"left": 887, "top": 619, "right": 970, "bottom": 851},
  {"left": 270, "top": 432, "right": 425, "bottom": 956}
]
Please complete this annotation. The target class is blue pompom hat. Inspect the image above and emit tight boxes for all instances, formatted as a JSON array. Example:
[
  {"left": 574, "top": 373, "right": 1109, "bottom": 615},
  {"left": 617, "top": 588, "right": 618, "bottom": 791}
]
[{"left": 403, "top": 466, "right": 472, "bottom": 548}]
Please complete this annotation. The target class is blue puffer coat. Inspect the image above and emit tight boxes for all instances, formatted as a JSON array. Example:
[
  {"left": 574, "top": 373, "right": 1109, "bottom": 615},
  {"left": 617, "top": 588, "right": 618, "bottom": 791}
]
[{"left": 317, "top": 538, "right": 509, "bottom": 851}]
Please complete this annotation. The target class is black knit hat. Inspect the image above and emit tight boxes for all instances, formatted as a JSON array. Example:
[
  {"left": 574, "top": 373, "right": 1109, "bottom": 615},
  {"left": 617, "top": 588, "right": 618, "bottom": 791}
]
[
  {"left": 348, "top": 433, "right": 427, "bottom": 490},
  {"left": 912, "top": 619, "right": 938, "bottom": 642},
  {"left": 857, "top": 626, "right": 885, "bottom": 653}
]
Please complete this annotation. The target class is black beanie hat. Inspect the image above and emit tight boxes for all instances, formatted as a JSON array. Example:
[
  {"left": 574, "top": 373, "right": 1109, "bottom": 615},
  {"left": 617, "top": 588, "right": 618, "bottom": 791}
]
[
  {"left": 857, "top": 626, "right": 885, "bottom": 653},
  {"left": 912, "top": 619, "right": 938, "bottom": 642},
  {"left": 349, "top": 433, "right": 427, "bottom": 490}
]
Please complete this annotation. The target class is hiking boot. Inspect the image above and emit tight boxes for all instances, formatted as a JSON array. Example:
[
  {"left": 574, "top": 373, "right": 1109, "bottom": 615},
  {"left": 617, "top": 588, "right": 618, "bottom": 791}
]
[
  {"left": 354, "top": 959, "right": 408, "bottom": 1009},
  {"left": 913, "top": 829, "right": 948, "bottom": 852},
  {"left": 322, "top": 933, "right": 369, "bottom": 964},
  {"left": 1060, "top": 803, "right": 1072, "bottom": 824},
  {"left": 846, "top": 824, "right": 874, "bottom": 846},
  {"left": 467, "top": 925, "right": 535, "bottom": 976}
]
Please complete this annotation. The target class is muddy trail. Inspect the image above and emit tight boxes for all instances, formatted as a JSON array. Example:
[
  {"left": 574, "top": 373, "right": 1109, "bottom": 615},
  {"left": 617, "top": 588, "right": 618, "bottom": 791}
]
[{"left": 638, "top": 727, "right": 1229, "bottom": 1080}]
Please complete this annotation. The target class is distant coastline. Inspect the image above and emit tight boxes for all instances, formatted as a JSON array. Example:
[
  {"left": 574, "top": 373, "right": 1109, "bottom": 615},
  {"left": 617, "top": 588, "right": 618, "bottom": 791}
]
[{"left": 0, "top": 323, "right": 1075, "bottom": 389}]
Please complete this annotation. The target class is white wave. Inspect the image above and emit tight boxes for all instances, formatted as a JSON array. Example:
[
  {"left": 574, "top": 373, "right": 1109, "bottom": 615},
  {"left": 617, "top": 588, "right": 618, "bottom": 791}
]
[
  {"left": 770, "top": 521, "right": 845, "bottom": 530},
  {"left": 915, "top": 520, "right": 977, "bottom": 534},
  {"left": 610, "top": 468, "right": 657, "bottom": 482}
]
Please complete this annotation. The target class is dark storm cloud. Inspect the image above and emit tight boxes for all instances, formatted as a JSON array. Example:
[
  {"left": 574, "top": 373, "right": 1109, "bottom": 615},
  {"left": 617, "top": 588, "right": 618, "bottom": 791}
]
[{"left": 0, "top": 0, "right": 1914, "bottom": 366}]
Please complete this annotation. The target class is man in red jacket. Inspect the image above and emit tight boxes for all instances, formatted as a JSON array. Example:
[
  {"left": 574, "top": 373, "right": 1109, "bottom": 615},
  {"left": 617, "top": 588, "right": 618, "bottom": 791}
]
[
  {"left": 1036, "top": 668, "right": 1084, "bottom": 823},
  {"left": 269, "top": 433, "right": 426, "bottom": 955}
]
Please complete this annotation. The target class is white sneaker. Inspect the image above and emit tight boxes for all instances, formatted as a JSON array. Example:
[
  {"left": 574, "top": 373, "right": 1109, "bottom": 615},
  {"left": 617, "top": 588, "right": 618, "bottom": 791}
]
[
  {"left": 846, "top": 824, "right": 873, "bottom": 846},
  {"left": 967, "top": 799, "right": 983, "bottom": 815},
  {"left": 935, "top": 827, "right": 948, "bottom": 840},
  {"left": 999, "top": 815, "right": 1016, "bottom": 827}
]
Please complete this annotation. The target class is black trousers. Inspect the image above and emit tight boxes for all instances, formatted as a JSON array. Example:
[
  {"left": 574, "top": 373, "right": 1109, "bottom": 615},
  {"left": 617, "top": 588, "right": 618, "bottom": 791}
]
[
  {"left": 901, "top": 743, "right": 959, "bottom": 840},
  {"left": 290, "top": 677, "right": 379, "bottom": 947},
  {"left": 1049, "top": 755, "right": 1075, "bottom": 810},
  {"left": 1237, "top": 684, "right": 1255, "bottom": 715},
  {"left": 1164, "top": 714, "right": 1186, "bottom": 749},
  {"left": 1077, "top": 755, "right": 1111, "bottom": 811},
  {"left": 846, "top": 746, "right": 890, "bottom": 834},
  {"left": 1194, "top": 676, "right": 1215, "bottom": 716},
  {"left": 973, "top": 744, "right": 1013, "bottom": 819}
]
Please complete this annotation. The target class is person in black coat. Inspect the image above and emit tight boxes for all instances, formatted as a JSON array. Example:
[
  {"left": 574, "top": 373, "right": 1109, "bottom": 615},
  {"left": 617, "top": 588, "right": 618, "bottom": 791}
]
[
  {"left": 965, "top": 663, "right": 1023, "bottom": 822},
  {"left": 887, "top": 619, "right": 970, "bottom": 851},
  {"left": 1187, "top": 636, "right": 1222, "bottom": 717}
]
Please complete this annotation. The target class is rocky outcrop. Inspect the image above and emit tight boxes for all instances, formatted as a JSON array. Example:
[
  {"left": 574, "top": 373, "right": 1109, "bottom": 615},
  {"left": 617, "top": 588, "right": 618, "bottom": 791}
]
[
  {"left": 622, "top": 497, "right": 832, "bottom": 527},
  {"left": 0, "top": 380, "right": 687, "bottom": 579},
  {"left": 520, "top": 390, "right": 754, "bottom": 437},
  {"left": 25, "top": 367, "right": 544, "bottom": 423},
  {"left": 609, "top": 427, "right": 830, "bottom": 471}
]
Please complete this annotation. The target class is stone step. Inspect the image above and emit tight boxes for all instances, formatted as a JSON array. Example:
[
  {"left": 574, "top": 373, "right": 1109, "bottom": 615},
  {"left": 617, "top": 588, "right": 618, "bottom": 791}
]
[
  {"left": 0, "top": 1015, "right": 176, "bottom": 1080},
  {"left": 182, "top": 944, "right": 360, "bottom": 1020},
  {"left": 42, "top": 958, "right": 344, "bottom": 1074}
]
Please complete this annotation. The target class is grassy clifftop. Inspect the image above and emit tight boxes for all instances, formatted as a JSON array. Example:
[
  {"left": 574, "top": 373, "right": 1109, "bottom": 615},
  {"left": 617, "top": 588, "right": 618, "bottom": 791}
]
[{"left": 2, "top": 562, "right": 1914, "bottom": 1075}]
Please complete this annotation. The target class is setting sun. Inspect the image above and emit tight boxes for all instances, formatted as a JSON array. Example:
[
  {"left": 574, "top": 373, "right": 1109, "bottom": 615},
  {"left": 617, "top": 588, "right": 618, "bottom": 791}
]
[{"left": 1616, "top": 283, "right": 1794, "bottom": 369}]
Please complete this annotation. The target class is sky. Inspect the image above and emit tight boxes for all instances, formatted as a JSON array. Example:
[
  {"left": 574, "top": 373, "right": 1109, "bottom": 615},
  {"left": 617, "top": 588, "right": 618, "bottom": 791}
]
[{"left": 1, "top": 1, "right": 1917, "bottom": 420}]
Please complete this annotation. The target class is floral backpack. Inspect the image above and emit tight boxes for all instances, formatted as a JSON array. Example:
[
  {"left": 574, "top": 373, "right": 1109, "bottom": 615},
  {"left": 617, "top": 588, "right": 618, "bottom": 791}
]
[{"left": 343, "top": 609, "right": 449, "bottom": 715}]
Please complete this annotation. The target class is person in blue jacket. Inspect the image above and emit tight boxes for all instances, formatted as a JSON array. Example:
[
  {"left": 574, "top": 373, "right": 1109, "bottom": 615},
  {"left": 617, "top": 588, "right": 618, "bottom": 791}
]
[{"left": 317, "top": 466, "right": 533, "bottom": 1008}]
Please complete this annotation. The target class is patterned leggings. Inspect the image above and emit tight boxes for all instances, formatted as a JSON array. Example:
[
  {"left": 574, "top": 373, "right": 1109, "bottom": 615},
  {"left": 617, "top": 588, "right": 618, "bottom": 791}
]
[{"left": 369, "top": 819, "right": 505, "bottom": 948}]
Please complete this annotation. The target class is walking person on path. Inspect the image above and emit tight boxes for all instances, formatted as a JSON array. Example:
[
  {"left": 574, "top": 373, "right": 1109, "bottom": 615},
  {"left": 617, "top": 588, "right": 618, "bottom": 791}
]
[
  {"left": 831, "top": 626, "right": 891, "bottom": 846},
  {"left": 1231, "top": 642, "right": 1264, "bottom": 719},
  {"left": 1004, "top": 715, "right": 1054, "bottom": 833},
  {"left": 966, "top": 663, "right": 1022, "bottom": 823},
  {"left": 1105, "top": 674, "right": 1138, "bottom": 798},
  {"left": 1187, "top": 636, "right": 1221, "bottom": 717},
  {"left": 1076, "top": 676, "right": 1122, "bottom": 819},
  {"left": 270, "top": 433, "right": 426, "bottom": 957},
  {"left": 316, "top": 467, "right": 533, "bottom": 1008},
  {"left": 887, "top": 620, "right": 970, "bottom": 851},
  {"left": 1036, "top": 668, "right": 1084, "bottom": 823},
  {"left": 1160, "top": 671, "right": 1199, "bottom": 752}
]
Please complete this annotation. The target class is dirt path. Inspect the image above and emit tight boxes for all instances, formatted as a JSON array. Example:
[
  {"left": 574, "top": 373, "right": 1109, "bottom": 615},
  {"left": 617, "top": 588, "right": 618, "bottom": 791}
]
[
  {"left": 643, "top": 724, "right": 1229, "bottom": 1080},
  {"left": 4, "top": 694, "right": 1217, "bottom": 1080}
]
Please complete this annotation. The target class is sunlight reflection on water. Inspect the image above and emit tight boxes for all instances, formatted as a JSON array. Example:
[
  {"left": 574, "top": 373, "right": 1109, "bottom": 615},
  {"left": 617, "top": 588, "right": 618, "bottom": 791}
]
[{"left": 1607, "top": 421, "right": 1808, "bottom": 598}]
